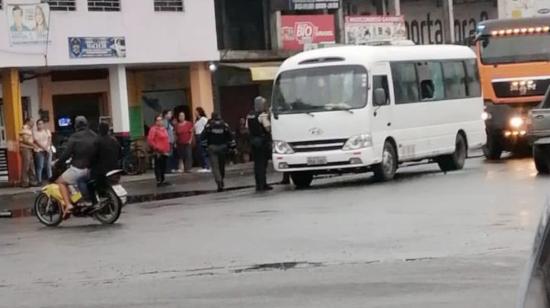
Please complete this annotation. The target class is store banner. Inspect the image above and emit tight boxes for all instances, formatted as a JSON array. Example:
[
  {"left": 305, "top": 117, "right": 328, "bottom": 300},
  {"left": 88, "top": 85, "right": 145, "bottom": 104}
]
[
  {"left": 291, "top": 0, "right": 340, "bottom": 10},
  {"left": 498, "top": 0, "right": 550, "bottom": 18},
  {"left": 280, "top": 15, "right": 336, "bottom": 51},
  {"left": 68, "top": 37, "right": 127, "bottom": 59},
  {"left": 345, "top": 16, "right": 407, "bottom": 45},
  {"left": 6, "top": 3, "right": 50, "bottom": 46}
]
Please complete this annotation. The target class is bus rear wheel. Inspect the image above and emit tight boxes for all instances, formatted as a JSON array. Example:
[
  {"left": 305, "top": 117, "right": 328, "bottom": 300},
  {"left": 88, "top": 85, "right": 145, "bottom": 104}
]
[{"left": 437, "top": 133, "right": 467, "bottom": 172}]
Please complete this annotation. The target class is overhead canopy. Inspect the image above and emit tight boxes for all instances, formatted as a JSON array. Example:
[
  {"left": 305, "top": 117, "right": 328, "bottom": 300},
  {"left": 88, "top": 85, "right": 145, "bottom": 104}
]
[{"left": 220, "top": 62, "right": 281, "bottom": 81}]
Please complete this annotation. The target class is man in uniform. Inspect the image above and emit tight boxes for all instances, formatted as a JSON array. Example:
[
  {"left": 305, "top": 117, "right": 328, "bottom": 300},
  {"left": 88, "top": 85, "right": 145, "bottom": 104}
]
[
  {"left": 201, "top": 113, "right": 236, "bottom": 192},
  {"left": 247, "top": 96, "right": 273, "bottom": 192}
]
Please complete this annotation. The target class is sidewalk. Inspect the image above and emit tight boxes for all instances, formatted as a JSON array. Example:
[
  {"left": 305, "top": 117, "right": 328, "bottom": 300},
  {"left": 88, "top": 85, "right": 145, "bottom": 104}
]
[{"left": 0, "top": 163, "right": 279, "bottom": 217}]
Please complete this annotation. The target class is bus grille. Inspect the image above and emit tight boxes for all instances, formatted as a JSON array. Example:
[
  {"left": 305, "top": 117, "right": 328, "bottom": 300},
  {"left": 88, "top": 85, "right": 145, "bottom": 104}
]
[{"left": 289, "top": 139, "right": 347, "bottom": 153}]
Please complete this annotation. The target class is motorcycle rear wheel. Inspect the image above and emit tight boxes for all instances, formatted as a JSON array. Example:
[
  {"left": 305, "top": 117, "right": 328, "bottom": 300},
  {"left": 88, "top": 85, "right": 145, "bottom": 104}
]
[
  {"left": 34, "top": 193, "right": 63, "bottom": 227},
  {"left": 94, "top": 188, "right": 122, "bottom": 225}
]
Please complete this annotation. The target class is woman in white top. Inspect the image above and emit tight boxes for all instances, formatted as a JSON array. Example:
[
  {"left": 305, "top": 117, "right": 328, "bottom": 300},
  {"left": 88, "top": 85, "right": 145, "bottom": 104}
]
[
  {"left": 194, "top": 107, "right": 210, "bottom": 171},
  {"left": 33, "top": 119, "right": 52, "bottom": 183}
]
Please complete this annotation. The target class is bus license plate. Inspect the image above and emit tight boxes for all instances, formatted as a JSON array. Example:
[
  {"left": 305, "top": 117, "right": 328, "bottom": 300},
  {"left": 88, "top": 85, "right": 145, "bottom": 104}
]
[{"left": 307, "top": 156, "right": 327, "bottom": 166}]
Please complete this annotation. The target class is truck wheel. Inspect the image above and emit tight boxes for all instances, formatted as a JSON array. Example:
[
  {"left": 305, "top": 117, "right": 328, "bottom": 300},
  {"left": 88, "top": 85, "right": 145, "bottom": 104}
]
[
  {"left": 373, "top": 141, "right": 397, "bottom": 182},
  {"left": 437, "top": 133, "right": 467, "bottom": 172},
  {"left": 484, "top": 135, "right": 503, "bottom": 160},
  {"left": 291, "top": 172, "right": 313, "bottom": 189},
  {"left": 534, "top": 145, "right": 550, "bottom": 174}
]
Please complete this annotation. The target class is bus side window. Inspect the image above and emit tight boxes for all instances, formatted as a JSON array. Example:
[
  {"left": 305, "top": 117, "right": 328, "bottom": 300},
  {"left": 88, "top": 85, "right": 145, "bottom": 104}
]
[
  {"left": 464, "top": 59, "right": 481, "bottom": 97},
  {"left": 373, "top": 75, "right": 390, "bottom": 105}
]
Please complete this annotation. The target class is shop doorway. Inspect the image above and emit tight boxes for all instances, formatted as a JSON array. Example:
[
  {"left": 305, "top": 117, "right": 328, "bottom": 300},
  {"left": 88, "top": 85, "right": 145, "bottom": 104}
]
[
  {"left": 53, "top": 93, "right": 105, "bottom": 135},
  {"left": 220, "top": 85, "right": 258, "bottom": 131}
]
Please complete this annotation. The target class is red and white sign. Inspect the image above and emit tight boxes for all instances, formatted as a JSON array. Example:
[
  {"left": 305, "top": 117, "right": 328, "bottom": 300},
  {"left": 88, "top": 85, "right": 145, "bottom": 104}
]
[{"left": 280, "top": 15, "right": 336, "bottom": 51}]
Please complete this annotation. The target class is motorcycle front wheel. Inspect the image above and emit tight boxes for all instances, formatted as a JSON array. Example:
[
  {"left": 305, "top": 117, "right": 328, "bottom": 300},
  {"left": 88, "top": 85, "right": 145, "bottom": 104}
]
[
  {"left": 34, "top": 193, "right": 63, "bottom": 227},
  {"left": 94, "top": 188, "right": 122, "bottom": 225}
]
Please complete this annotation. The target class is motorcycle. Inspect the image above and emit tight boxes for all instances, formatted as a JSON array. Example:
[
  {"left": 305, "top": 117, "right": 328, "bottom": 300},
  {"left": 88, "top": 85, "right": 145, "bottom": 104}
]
[{"left": 34, "top": 168, "right": 127, "bottom": 227}]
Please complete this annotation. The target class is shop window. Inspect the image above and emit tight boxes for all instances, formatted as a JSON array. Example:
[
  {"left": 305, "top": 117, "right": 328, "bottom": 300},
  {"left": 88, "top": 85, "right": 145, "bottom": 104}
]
[
  {"left": 44, "top": 0, "right": 76, "bottom": 11},
  {"left": 154, "top": 0, "right": 184, "bottom": 12},
  {"left": 88, "top": 0, "right": 120, "bottom": 12}
]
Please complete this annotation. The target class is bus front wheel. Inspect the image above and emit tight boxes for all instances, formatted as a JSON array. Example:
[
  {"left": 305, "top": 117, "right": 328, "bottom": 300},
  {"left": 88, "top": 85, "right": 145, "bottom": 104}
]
[{"left": 291, "top": 172, "right": 313, "bottom": 189}]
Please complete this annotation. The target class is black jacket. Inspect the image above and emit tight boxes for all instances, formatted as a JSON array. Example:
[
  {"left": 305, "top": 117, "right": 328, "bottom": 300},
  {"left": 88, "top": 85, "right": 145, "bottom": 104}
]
[
  {"left": 91, "top": 135, "right": 121, "bottom": 178},
  {"left": 201, "top": 119, "right": 236, "bottom": 149},
  {"left": 56, "top": 129, "right": 97, "bottom": 169}
]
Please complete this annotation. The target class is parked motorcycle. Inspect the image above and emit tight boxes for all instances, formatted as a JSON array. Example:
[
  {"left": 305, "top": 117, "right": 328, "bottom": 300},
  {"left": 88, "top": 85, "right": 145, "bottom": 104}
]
[{"left": 34, "top": 169, "right": 127, "bottom": 227}]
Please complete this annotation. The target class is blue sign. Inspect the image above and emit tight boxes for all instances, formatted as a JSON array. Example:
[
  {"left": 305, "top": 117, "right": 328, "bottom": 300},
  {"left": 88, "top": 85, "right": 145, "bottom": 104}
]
[{"left": 68, "top": 37, "right": 126, "bottom": 59}]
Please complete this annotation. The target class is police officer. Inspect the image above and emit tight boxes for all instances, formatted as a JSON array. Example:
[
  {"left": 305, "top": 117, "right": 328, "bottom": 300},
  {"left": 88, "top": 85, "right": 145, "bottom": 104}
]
[
  {"left": 248, "top": 96, "right": 273, "bottom": 192},
  {"left": 201, "top": 113, "right": 236, "bottom": 192}
]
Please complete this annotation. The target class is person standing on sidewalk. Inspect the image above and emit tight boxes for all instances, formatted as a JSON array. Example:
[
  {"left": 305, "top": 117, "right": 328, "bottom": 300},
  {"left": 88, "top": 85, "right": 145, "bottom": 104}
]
[
  {"left": 175, "top": 111, "right": 194, "bottom": 173},
  {"left": 148, "top": 115, "right": 171, "bottom": 187},
  {"left": 201, "top": 113, "right": 236, "bottom": 192},
  {"left": 162, "top": 110, "right": 176, "bottom": 173},
  {"left": 248, "top": 96, "right": 273, "bottom": 192},
  {"left": 33, "top": 119, "right": 52, "bottom": 184},
  {"left": 20, "top": 118, "right": 38, "bottom": 187},
  {"left": 194, "top": 107, "right": 210, "bottom": 172}
]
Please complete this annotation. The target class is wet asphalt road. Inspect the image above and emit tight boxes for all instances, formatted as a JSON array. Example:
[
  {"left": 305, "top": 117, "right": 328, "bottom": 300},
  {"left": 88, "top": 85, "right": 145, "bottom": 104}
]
[{"left": 1, "top": 157, "right": 549, "bottom": 307}]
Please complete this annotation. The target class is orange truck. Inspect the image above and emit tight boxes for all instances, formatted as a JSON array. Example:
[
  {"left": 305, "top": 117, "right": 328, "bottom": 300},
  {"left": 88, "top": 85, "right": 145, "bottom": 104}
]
[{"left": 474, "top": 16, "right": 550, "bottom": 159}]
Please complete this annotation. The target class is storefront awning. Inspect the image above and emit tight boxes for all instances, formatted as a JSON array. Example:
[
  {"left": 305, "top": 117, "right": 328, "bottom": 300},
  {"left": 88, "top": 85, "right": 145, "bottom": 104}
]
[{"left": 220, "top": 62, "right": 281, "bottom": 81}]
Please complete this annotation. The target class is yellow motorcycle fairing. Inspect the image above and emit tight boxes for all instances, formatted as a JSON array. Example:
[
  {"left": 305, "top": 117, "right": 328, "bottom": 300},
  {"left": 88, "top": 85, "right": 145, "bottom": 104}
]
[{"left": 41, "top": 183, "right": 82, "bottom": 206}]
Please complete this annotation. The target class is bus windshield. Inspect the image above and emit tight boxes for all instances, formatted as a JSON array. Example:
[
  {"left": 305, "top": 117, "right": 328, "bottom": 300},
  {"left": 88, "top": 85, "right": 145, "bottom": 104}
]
[
  {"left": 480, "top": 35, "right": 550, "bottom": 65},
  {"left": 272, "top": 65, "right": 368, "bottom": 114}
]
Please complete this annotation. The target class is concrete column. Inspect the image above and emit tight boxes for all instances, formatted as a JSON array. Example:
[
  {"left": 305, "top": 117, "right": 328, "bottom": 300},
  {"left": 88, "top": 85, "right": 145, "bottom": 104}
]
[
  {"left": 270, "top": 10, "right": 282, "bottom": 50},
  {"left": 2, "top": 68, "right": 23, "bottom": 185},
  {"left": 109, "top": 65, "right": 130, "bottom": 135},
  {"left": 394, "top": 0, "right": 400, "bottom": 16},
  {"left": 443, "top": 0, "right": 455, "bottom": 44},
  {"left": 38, "top": 76, "right": 54, "bottom": 132},
  {"left": 189, "top": 62, "right": 214, "bottom": 117}
]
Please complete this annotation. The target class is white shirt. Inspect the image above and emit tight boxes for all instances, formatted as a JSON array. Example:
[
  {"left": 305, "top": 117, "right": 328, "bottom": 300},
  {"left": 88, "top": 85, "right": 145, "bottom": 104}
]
[{"left": 194, "top": 117, "right": 208, "bottom": 135}]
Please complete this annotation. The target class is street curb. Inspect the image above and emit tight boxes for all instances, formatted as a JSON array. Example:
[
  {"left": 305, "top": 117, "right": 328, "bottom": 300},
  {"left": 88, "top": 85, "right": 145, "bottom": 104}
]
[{"left": 1, "top": 182, "right": 278, "bottom": 219}]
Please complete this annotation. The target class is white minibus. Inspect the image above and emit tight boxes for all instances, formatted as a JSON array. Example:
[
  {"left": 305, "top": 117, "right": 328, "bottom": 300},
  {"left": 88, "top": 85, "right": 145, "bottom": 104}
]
[{"left": 271, "top": 45, "right": 486, "bottom": 188}]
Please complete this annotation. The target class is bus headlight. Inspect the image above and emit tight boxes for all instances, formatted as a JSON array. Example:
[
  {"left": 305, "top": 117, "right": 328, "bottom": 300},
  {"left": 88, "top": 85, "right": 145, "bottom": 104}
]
[
  {"left": 273, "top": 140, "right": 294, "bottom": 154},
  {"left": 510, "top": 116, "right": 525, "bottom": 129},
  {"left": 343, "top": 134, "right": 372, "bottom": 150}
]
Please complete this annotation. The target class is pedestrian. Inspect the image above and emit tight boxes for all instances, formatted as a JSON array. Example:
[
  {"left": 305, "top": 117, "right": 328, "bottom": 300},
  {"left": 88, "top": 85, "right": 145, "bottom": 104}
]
[
  {"left": 175, "top": 111, "right": 194, "bottom": 173},
  {"left": 194, "top": 107, "right": 210, "bottom": 172},
  {"left": 19, "top": 118, "right": 38, "bottom": 188},
  {"left": 235, "top": 117, "right": 250, "bottom": 163},
  {"left": 33, "top": 119, "right": 52, "bottom": 184},
  {"left": 162, "top": 110, "right": 176, "bottom": 173},
  {"left": 147, "top": 115, "right": 171, "bottom": 187},
  {"left": 247, "top": 96, "right": 273, "bottom": 192},
  {"left": 201, "top": 113, "right": 236, "bottom": 192}
]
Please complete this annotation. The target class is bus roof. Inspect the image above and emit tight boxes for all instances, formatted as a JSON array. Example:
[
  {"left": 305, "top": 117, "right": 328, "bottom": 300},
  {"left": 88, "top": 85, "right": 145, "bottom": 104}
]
[
  {"left": 280, "top": 45, "right": 476, "bottom": 70},
  {"left": 478, "top": 16, "right": 550, "bottom": 36}
]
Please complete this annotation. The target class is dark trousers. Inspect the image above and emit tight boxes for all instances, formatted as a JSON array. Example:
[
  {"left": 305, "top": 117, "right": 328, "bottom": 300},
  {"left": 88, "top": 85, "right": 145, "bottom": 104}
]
[
  {"left": 252, "top": 144, "right": 268, "bottom": 190},
  {"left": 177, "top": 143, "right": 193, "bottom": 172},
  {"left": 208, "top": 145, "right": 227, "bottom": 184},
  {"left": 154, "top": 154, "right": 167, "bottom": 184}
]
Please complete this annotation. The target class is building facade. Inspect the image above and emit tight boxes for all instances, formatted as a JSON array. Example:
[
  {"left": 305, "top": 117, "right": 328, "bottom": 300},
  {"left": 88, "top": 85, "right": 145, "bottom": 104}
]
[{"left": 0, "top": 0, "right": 219, "bottom": 184}]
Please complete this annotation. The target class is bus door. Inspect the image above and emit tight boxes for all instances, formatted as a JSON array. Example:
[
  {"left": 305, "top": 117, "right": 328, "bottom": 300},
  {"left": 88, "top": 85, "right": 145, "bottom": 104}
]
[{"left": 370, "top": 63, "right": 393, "bottom": 159}]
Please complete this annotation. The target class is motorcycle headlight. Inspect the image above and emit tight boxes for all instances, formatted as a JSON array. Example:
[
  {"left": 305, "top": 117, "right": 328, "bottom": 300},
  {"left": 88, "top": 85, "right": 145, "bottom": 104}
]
[
  {"left": 510, "top": 116, "right": 524, "bottom": 129},
  {"left": 343, "top": 134, "right": 372, "bottom": 150},
  {"left": 273, "top": 140, "right": 294, "bottom": 154}
]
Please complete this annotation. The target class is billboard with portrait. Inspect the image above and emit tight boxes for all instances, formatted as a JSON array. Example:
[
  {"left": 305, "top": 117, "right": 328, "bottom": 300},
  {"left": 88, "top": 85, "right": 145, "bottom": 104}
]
[{"left": 6, "top": 3, "right": 50, "bottom": 46}]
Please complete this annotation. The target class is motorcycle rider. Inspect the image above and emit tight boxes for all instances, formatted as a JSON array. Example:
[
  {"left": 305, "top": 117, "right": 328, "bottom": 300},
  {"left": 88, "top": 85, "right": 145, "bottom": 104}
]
[
  {"left": 55, "top": 116, "right": 97, "bottom": 214},
  {"left": 89, "top": 121, "right": 122, "bottom": 205}
]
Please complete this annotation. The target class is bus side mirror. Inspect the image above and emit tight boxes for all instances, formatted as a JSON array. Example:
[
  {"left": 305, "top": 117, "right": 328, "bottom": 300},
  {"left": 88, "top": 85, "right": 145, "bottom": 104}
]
[{"left": 373, "top": 88, "right": 388, "bottom": 106}]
